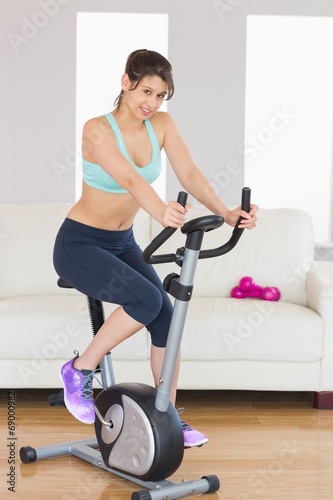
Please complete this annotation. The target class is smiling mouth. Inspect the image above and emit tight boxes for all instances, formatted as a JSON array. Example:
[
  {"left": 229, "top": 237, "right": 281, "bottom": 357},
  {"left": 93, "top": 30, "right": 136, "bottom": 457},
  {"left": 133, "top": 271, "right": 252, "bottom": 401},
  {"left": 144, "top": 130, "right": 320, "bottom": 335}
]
[{"left": 140, "top": 107, "right": 153, "bottom": 115}]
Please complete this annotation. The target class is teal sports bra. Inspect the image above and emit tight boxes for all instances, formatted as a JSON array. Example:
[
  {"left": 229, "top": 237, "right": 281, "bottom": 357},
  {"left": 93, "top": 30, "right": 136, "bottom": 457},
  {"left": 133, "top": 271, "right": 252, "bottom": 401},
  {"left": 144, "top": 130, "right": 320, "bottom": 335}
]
[{"left": 82, "top": 112, "right": 162, "bottom": 193}]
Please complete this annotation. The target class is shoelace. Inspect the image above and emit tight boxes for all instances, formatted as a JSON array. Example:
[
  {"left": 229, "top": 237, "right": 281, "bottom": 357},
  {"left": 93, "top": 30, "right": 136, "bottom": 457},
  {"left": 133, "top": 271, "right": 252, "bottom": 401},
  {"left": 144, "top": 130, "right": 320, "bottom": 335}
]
[
  {"left": 180, "top": 419, "right": 193, "bottom": 431},
  {"left": 176, "top": 407, "right": 193, "bottom": 431},
  {"left": 72, "top": 351, "right": 102, "bottom": 401},
  {"left": 177, "top": 406, "right": 185, "bottom": 416},
  {"left": 81, "top": 369, "right": 102, "bottom": 400}
]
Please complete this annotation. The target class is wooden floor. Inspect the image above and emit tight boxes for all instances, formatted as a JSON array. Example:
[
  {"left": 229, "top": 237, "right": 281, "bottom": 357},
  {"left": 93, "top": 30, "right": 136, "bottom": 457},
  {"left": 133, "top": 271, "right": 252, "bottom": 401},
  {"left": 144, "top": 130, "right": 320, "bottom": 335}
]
[{"left": 1, "top": 389, "right": 333, "bottom": 499}]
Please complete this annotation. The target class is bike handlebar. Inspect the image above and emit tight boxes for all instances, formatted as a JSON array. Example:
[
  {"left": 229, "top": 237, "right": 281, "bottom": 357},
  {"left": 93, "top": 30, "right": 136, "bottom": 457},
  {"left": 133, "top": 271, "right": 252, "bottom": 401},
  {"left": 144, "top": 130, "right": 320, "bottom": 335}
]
[
  {"left": 198, "top": 186, "right": 251, "bottom": 259},
  {"left": 143, "top": 187, "right": 251, "bottom": 264}
]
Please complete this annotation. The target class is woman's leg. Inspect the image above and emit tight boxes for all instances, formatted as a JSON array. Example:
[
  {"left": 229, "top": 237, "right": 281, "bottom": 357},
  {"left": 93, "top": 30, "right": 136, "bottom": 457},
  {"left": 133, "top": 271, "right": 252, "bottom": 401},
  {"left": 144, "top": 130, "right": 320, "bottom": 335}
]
[
  {"left": 74, "top": 306, "right": 144, "bottom": 371},
  {"left": 54, "top": 223, "right": 164, "bottom": 423}
]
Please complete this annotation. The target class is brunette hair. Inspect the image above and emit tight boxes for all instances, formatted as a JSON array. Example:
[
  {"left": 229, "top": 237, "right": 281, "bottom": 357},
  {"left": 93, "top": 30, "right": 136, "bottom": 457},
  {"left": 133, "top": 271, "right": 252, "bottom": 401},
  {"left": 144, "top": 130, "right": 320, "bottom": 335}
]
[{"left": 114, "top": 49, "right": 174, "bottom": 108}]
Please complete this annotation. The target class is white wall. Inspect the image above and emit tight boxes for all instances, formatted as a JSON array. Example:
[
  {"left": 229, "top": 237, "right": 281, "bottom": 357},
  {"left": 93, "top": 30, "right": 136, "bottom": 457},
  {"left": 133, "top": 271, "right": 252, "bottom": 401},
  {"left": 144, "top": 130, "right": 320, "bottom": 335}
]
[{"left": 2, "top": 0, "right": 333, "bottom": 206}]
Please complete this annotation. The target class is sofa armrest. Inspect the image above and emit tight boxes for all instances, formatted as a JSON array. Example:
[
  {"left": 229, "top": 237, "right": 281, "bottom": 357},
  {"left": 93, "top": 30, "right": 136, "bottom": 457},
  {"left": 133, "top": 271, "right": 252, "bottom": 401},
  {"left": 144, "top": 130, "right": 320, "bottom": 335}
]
[
  {"left": 307, "top": 260, "right": 333, "bottom": 391},
  {"left": 307, "top": 260, "right": 333, "bottom": 313}
]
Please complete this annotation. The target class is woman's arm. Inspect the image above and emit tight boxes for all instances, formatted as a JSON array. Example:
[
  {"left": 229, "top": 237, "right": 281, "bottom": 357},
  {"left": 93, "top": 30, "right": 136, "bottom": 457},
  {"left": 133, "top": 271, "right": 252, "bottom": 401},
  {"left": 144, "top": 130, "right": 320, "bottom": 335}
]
[{"left": 162, "top": 113, "right": 258, "bottom": 228}]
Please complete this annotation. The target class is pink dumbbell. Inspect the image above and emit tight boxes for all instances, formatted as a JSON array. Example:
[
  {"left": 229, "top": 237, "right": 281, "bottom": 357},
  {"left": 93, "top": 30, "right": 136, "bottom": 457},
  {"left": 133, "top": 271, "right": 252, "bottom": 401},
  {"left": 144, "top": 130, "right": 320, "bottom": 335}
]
[
  {"left": 231, "top": 282, "right": 281, "bottom": 301},
  {"left": 238, "top": 276, "right": 280, "bottom": 301}
]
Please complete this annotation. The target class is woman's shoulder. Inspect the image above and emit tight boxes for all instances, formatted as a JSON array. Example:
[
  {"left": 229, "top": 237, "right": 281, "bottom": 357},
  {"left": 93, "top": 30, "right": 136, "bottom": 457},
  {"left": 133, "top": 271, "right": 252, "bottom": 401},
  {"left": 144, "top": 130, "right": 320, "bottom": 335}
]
[
  {"left": 149, "top": 112, "right": 179, "bottom": 148},
  {"left": 83, "top": 114, "right": 114, "bottom": 139},
  {"left": 150, "top": 111, "right": 177, "bottom": 131},
  {"left": 82, "top": 114, "right": 116, "bottom": 155},
  {"left": 83, "top": 114, "right": 108, "bottom": 130}
]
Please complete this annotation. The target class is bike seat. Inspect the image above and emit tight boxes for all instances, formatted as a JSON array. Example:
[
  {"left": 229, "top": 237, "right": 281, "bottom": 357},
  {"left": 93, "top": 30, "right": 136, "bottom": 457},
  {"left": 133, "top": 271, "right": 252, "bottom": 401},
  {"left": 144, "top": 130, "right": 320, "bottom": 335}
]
[{"left": 57, "top": 278, "right": 73, "bottom": 289}]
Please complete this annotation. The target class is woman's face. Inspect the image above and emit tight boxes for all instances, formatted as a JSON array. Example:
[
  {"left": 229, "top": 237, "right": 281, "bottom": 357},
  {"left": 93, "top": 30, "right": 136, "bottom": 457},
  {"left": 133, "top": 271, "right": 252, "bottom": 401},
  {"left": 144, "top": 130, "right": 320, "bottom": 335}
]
[{"left": 122, "top": 75, "right": 168, "bottom": 119}]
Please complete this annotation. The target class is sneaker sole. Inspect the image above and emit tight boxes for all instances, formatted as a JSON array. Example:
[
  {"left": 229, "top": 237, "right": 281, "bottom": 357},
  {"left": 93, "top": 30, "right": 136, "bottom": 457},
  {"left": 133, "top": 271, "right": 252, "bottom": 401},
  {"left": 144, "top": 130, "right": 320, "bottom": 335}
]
[{"left": 184, "top": 437, "right": 209, "bottom": 449}]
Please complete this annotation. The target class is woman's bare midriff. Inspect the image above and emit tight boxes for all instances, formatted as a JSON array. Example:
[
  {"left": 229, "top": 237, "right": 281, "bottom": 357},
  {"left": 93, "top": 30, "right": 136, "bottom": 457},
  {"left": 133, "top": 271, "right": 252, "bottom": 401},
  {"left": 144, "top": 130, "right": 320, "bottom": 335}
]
[{"left": 67, "top": 182, "right": 140, "bottom": 230}]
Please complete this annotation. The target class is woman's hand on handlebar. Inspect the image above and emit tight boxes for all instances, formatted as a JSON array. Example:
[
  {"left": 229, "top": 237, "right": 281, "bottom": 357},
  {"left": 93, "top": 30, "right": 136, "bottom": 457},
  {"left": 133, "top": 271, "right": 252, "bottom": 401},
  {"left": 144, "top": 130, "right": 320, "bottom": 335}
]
[
  {"left": 224, "top": 204, "right": 258, "bottom": 229},
  {"left": 162, "top": 201, "right": 191, "bottom": 228}
]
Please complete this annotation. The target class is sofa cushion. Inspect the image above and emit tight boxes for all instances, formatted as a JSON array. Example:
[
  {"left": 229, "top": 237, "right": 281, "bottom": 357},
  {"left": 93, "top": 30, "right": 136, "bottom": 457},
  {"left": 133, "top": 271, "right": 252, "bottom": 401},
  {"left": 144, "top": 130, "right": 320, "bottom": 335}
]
[
  {"left": 0, "top": 204, "right": 72, "bottom": 299},
  {"left": 180, "top": 297, "right": 323, "bottom": 362},
  {"left": 0, "top": 296, "right": 149, "bottom": 359}
]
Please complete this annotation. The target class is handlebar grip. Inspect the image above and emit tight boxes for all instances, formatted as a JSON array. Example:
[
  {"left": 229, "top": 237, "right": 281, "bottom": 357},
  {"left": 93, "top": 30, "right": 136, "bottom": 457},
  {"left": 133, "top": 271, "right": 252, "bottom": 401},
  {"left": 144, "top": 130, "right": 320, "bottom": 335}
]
[
  {"left": 177, "top": 191, "right": 188, "bottom": 207},
  {"left": 142, "top": 191, "right": 188, "bottom": 264},
  {"left": 241, "top": 187, "right": 251, "bottom": 213},
  {"left": 237, "top": 186, "right": 251, "bottom": 227}
]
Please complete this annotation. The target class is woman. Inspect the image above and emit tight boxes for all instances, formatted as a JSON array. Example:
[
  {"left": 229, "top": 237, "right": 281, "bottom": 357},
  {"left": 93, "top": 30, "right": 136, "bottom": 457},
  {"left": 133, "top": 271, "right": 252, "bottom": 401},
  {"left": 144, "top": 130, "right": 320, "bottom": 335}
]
[{"left": 53, "top": 49, "right": 258, "bottom": 448}]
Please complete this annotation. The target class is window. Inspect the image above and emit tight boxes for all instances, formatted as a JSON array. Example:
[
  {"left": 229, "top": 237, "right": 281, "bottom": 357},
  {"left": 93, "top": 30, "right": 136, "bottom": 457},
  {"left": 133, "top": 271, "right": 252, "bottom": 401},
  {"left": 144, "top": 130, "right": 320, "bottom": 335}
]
[
  {"left": 76, "top": 12, "right": 168, "bottom": 200},
  {"left": 244, "top": 15, "right": 333, "bottom": 243}
]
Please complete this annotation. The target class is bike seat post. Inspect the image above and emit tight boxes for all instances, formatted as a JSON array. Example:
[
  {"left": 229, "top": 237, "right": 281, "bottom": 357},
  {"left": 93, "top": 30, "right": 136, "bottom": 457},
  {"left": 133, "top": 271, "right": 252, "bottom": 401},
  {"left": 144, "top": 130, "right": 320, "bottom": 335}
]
[{"left": 85, "top": 296, "right": 116, "bottom": 388}]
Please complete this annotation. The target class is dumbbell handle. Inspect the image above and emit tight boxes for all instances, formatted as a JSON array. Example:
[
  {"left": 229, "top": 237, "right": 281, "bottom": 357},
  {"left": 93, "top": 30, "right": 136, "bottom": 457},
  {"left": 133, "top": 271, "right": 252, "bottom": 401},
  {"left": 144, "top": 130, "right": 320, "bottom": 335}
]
[{"left": 231, "top": 286, "right": 261, "bottom": 298}]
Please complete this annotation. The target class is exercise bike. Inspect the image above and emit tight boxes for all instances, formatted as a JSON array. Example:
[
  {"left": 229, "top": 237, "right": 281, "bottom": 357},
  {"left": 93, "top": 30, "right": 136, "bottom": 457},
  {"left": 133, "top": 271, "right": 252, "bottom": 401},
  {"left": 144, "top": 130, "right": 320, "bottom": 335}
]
[{"left": 20, "top": 188, "right": 251, "bottom": 500}]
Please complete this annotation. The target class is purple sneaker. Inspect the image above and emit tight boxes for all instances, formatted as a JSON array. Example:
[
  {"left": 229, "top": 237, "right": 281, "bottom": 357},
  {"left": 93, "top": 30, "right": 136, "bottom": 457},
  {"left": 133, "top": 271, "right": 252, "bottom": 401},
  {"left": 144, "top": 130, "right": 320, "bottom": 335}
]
[
  {"left": 60, "top": 352, "right": 95, "bottom": 424},
  {"left": 181, "top": 420, "right": 209, "bottom": 448}
]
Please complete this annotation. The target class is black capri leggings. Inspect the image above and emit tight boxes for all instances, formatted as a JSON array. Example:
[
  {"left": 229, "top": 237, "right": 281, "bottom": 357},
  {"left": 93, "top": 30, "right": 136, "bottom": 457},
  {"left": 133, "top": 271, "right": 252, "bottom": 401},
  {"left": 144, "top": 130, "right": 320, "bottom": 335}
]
[{"left": 53, "top": 218, "right": 173, "bottom": 347}]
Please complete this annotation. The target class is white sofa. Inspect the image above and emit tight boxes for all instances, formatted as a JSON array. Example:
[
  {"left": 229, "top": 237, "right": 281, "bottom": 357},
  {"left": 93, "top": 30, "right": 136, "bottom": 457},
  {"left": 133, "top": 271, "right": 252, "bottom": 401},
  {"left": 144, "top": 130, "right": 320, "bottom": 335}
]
[{"left": 1, "top": 202, "right": 333, "bottom": 408}]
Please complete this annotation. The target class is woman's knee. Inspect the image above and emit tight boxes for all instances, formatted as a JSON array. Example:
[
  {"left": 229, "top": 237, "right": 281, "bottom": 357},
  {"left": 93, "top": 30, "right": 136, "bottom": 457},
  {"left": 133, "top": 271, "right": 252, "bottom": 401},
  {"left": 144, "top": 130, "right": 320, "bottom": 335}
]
[{"left": 124, "top": 283, "right": 163, "bottom": 326}]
